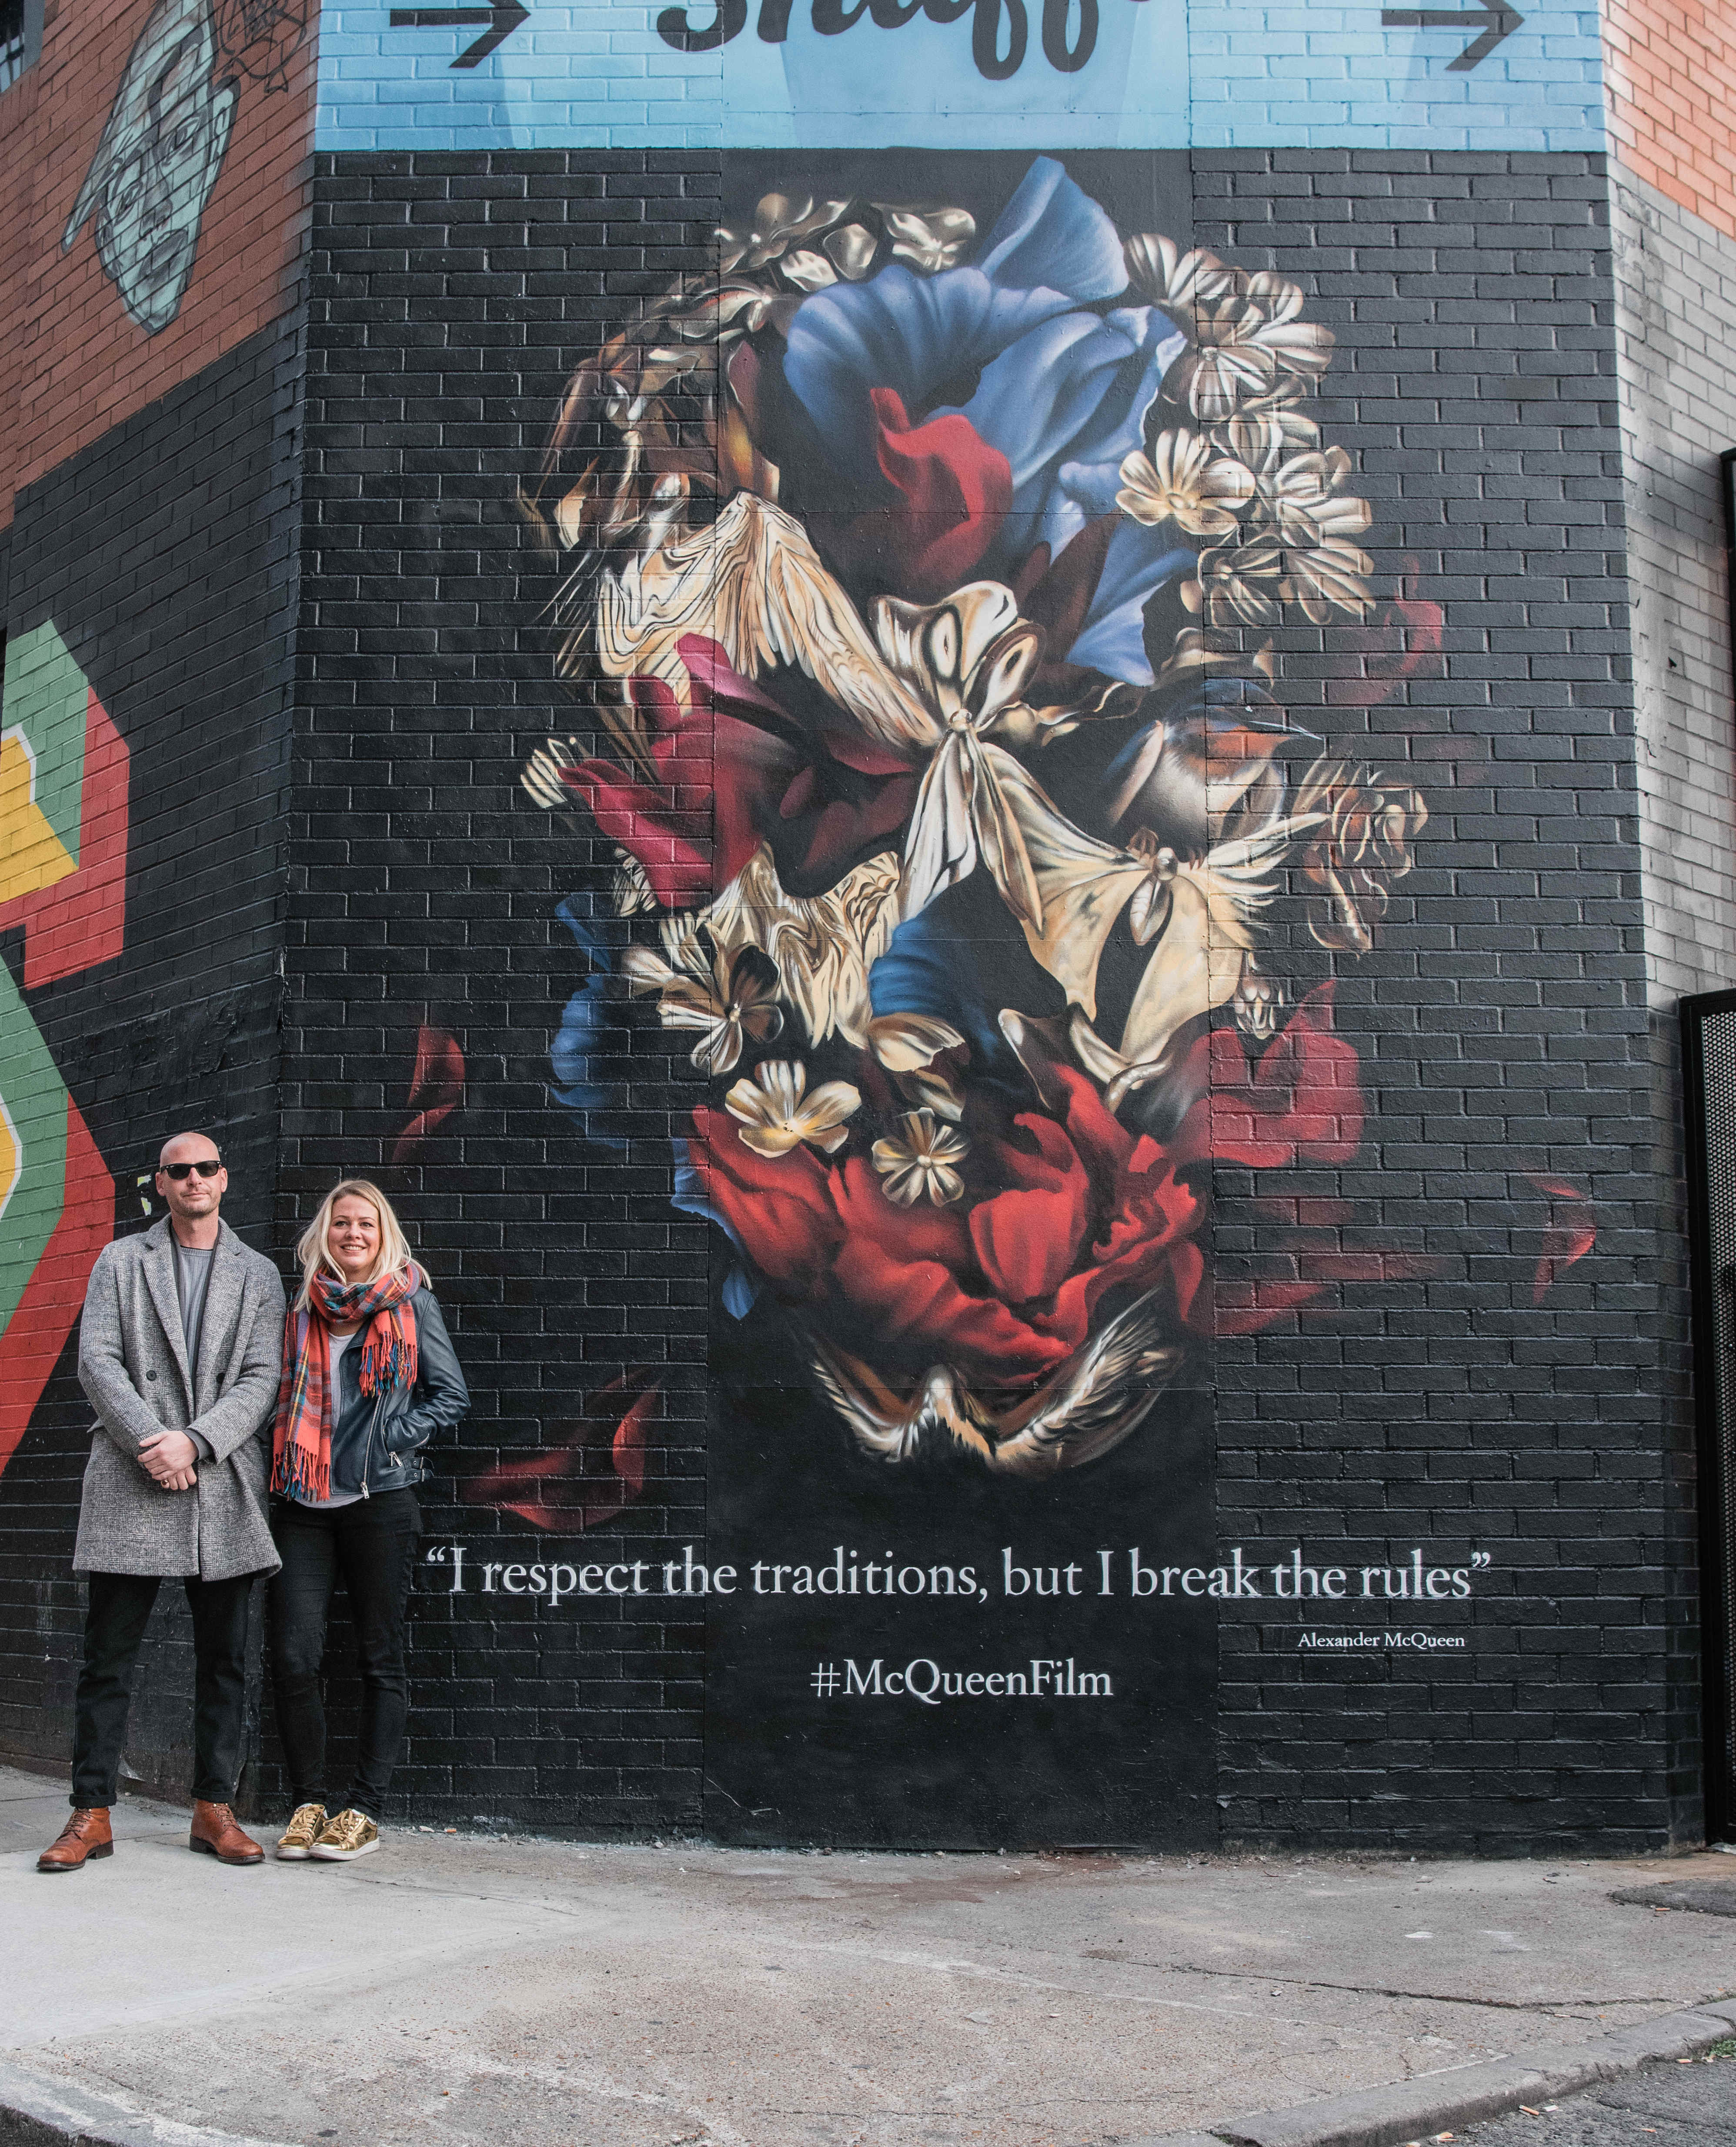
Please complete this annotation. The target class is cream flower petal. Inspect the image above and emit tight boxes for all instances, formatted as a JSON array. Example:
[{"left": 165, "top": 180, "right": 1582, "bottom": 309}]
[
  {"left": 799, "top": 1081, "right": 863, "bottom": 1153},
  {"left": 1120, "top": 434, "right": 1256, "bottom": 540},
  {"left": 871, "top": 1109, "right": 968, "bottom": 1207},
  {"left": 866, "top": 1014, "right": 965, "bottom": 1072},
  {"left": 693, "top": 1019, "right": 748, "bottom": 1078},
  {"left": 726, "top": 1061, "right": 860, "bottom": 1159}
]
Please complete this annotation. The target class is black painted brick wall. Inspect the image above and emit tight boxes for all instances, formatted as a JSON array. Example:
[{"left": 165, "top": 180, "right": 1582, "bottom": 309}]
[
  {"left": 284, "top": 150, "right": 723, "bottom": 1830},
  {"left": 0, "top": 316, "right": 302, "bottom": 1798},
  {"left": 1192, "top": 149, "right": 1683, "bottom": 1852},
  {"left": 0, "top": 143, "right": 1706, "bottom": 1851},
  {"left": 27, "top": 144, "right": 1667, "bottom": 1849}
]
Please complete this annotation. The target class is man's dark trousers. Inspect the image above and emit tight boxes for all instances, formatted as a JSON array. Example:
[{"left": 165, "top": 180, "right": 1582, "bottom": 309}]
[{"left": 71, "top": 1572, "right": 257, "bottom": 1808}]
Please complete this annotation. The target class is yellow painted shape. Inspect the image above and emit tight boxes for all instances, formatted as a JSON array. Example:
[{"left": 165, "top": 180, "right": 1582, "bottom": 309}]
[
  {"left": 0, "top": 1097, "right": 19, "bottom": 1228},
  {"left": 0, "top": 729, "right": 77, "bottom": 903}
]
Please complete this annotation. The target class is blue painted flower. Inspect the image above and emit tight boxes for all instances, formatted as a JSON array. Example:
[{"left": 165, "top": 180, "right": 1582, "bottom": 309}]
[
  {"left": 551, "top": 896, "right": 628, "bottom": 1146},
  {"left": 951, "top": 301, "right": 1185, "bottom": 575},
  {"left": 784, "top": 157, "right": 1128, "bottom": 490},
  {"left": 672, "top": 1138, "right": 760, "bottom": 1319},
  {"left": 868, "top": 884, "right": 1035, "bottom": 1090},
  {"left": 782, "top": 155, "right": 1191, "bottom": 682}
]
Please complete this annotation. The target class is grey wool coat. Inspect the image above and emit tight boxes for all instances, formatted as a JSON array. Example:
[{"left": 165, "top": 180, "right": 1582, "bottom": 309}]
[{"left": 74, "top": 1218, "right": 286, "bottom": 1582}]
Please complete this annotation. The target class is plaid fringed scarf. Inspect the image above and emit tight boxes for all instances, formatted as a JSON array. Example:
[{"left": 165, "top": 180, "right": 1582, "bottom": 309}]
[{"left": 271, "top": 1267, "right": 421, "bottom": 1501}]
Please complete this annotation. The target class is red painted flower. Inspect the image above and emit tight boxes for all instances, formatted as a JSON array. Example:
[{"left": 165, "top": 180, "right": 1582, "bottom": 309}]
[
  {"left": 691, "top": 987, "right": 1370, "bottom": 1384},
  {"left": 693, "top": 1061, "right": 1205, "bottom": 1387},
  {"left": 832, "top": 388, "right": 1013, "bottom": 600},
  {"left": 1173, "top": 984, "right": 1365, "bottom": 1170},
  {"left": 558, "top": 669, "right": 797, "bottom": 910},
  {"left": 561, "top": 638, "right": 921, "bottom": 907}
]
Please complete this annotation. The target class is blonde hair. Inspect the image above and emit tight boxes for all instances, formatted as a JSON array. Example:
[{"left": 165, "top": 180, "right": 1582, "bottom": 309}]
[{"left": 294, "top": 1179, "right": 427, "bottom": 1311}]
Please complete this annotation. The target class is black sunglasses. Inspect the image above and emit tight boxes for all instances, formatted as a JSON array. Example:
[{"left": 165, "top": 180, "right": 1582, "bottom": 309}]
[{"left": 160, "top": 1160, "right": 223, "bottom": 1181}]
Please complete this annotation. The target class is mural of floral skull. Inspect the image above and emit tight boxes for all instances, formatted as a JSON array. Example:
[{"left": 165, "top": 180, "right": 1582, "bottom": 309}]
[{"left": 523, "top": 157, "right": 1427, "bottom": 1484}]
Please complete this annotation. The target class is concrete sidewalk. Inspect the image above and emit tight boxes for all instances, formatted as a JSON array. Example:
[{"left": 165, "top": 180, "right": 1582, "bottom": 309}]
[{"left": 4, "top": 1764, "right": 1734, "bottom": 2147}]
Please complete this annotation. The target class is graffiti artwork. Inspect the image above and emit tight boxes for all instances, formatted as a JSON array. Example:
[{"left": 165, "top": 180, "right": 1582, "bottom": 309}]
[
  {"left": 0, "top": 624, "right": 128, "bottom": 1483},
  {"left": 63, "top": 0, "right": 239, "bottom": 334},
  {"left": 213, "top": 0, "right": 311, "bottom": 90},
  {"left": 525, "top": 156, "right": 1425, "bottom": 1484}
]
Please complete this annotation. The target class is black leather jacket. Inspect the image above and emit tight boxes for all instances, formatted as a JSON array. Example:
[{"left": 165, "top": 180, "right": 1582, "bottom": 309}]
[{"left": 324, "top": 1286, "right": 469, "bottom": 1497}]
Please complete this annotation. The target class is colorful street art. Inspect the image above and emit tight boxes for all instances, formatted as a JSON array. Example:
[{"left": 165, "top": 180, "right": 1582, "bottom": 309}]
[
  {"left": 522, "top": 157, "right": 1428, "bottom": 1486},
  {"left": 0, "top": 624, "right": 127, "bottom": 1481}
]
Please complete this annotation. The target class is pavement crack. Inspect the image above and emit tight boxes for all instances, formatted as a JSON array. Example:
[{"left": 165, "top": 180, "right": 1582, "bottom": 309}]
[{"left": 1164, "top": 1965, "right": 1688, "bottom": 2011}]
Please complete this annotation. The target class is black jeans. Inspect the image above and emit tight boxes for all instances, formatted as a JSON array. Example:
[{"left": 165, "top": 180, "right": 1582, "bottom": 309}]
[
  {"left": 71, "top": 1570, "right": 259, "bottom": 1809},
  {"left": 268, "top": 1490, "right": 421, "bottom": 1817}
]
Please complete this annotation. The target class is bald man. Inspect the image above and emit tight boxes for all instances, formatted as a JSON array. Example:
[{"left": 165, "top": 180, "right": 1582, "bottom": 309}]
[{"left": 38, "top": 1133, "right": 285, "bottom": 1873}]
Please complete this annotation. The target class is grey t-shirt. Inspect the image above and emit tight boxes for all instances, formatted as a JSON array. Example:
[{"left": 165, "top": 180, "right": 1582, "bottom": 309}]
[
  {"left": 173, "top": 1241, "right": 216, "bottom": 1462},
  {"left": 174, "top": 1241, "right": 215, "bottom": 1381}
]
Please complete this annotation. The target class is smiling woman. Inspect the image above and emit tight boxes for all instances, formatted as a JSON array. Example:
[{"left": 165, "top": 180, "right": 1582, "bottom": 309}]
[{"left": 266, "top": 1178, "right": 469, "bottom": 1866}]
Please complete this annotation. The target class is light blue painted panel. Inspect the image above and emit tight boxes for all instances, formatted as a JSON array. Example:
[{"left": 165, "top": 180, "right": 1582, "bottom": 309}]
[
  {"left": 1188, "top": 0, "right": 1604, "bottom": 150},
  {"left": 315, "top": 0, "right": 1604, "bottom": 151},
  {"left": 316, "top": 0, "right": 1188, "bottom": 148}
]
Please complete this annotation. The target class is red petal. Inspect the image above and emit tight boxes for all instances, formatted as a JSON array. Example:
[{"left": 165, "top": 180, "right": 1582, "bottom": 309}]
[
  {"left": 1322, "top": 569, "right": 1444, "bottom": 712},
  {"left": 1533, "top": 1222, "right": 1596, "bottom": 1305},
  {"left": 1522, "top": 1171, "right": 1589, "bottom": 1202},
  {"left": 1185, "top": 985, "right": 1365, "bottom": 1169},
  {"left": 969, "top": 1112, "right": 1090, "bottom": 1306},
  {"left": 561, "top": 758, "right": 713, "bottom": 909},
  {"left": 688, "top": 1107, "right": 842, "bottom": 1292},
  {"left": 859, "top": 387, "right": 1012, "bottom": 599},
  {"left": 391, "top": 1025, "right": 464, "bottom": 1163},
  {"left": 461, "top": 1376, "right": 658, "bottom": 1532}
]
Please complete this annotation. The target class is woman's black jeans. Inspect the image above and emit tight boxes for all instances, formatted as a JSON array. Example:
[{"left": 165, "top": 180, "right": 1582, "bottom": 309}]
[{"left": 268, "top": 1490, "right": 421, "bottom": 1818}]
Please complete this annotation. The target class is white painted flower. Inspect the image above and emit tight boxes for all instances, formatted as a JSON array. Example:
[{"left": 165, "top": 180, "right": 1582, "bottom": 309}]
[
  {"left": 1117, "top": 431, "right": 1254, "bottom": 540},
  {"left": 624, "top": 921, "right": 784, "bottom": 1079},
  {"left": 871, "top": 1109, "right": 969, "bottom": 1208},
  {"left": 1165, "top": 271, "right": 1334, "bottom": 424},
  {"left": 725, "top": 1060, "right": 861, "bottom": 1159},
  {"left": 1260, "top": 447, "right": 1371, "bottom": 551}
]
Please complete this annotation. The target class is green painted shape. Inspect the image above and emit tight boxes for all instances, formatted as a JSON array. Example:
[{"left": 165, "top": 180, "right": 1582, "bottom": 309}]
[
  {"left": 0, "top": 958, "right": 69, "bottom": 1336},
  {"left": 0, "top": 622, "right": 90, "bottom": 869}
]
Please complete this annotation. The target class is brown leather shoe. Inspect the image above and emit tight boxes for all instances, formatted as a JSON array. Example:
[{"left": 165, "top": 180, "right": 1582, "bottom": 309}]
[
  {"left": 189, "top": 1800, "right": 264, "bottom": 1866},
  {"left": 38, "top": 1807, "right": 114, "bottom": 1872}
]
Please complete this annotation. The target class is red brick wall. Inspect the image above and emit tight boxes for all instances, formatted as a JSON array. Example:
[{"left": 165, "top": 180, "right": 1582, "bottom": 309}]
[
  {"left": 1604, "top": 0, "right": 1736, "bottom": 239},
  {"left": 0, "top": 0, "right": 314, "bottom": 527}
]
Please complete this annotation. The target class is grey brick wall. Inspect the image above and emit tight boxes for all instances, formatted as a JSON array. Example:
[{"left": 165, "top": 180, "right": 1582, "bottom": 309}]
[
  {"left": 1609, "top": 169, "right": 1736, "bottom": 1843},
  {"left": 4, "top": 139, "right": 1726, "bottom": 1849},
  {"left": 1611, "top": 175, "right": 1736, "bottom": 1011},
  {"left": 1192, "top": 150, "right": 1689, "bottom": 1851}
]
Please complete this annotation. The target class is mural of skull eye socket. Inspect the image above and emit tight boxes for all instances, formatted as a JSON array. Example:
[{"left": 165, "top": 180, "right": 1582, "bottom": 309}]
[
  {"left": 62, "top": 0, "right": 239, "bottom": 335},
  {"left": 523, "top": 157, "right": 1430, "bottom": 1482}
]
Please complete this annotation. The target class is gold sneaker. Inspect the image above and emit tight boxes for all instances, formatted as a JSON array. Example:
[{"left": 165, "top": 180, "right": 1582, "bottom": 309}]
[
  {"left": 309, "top": 1808, "right": 380, "bottom": 1861},
  {"left": 275, "top": 1803, "right": 327, "bottom": 1861}
]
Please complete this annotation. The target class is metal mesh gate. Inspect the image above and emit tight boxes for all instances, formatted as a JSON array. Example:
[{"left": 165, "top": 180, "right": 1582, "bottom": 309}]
[{"left": 1682, "top": 990, "right": 1736, "bottom": 1840}]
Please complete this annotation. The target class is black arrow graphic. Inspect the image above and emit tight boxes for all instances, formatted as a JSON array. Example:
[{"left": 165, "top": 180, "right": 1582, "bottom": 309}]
[
  {"left": 1380, "top": 3, "right": 1522, "bottom": 68},
  {"left": 388, "top": 1, "right": 529, "bottom": 67}
]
